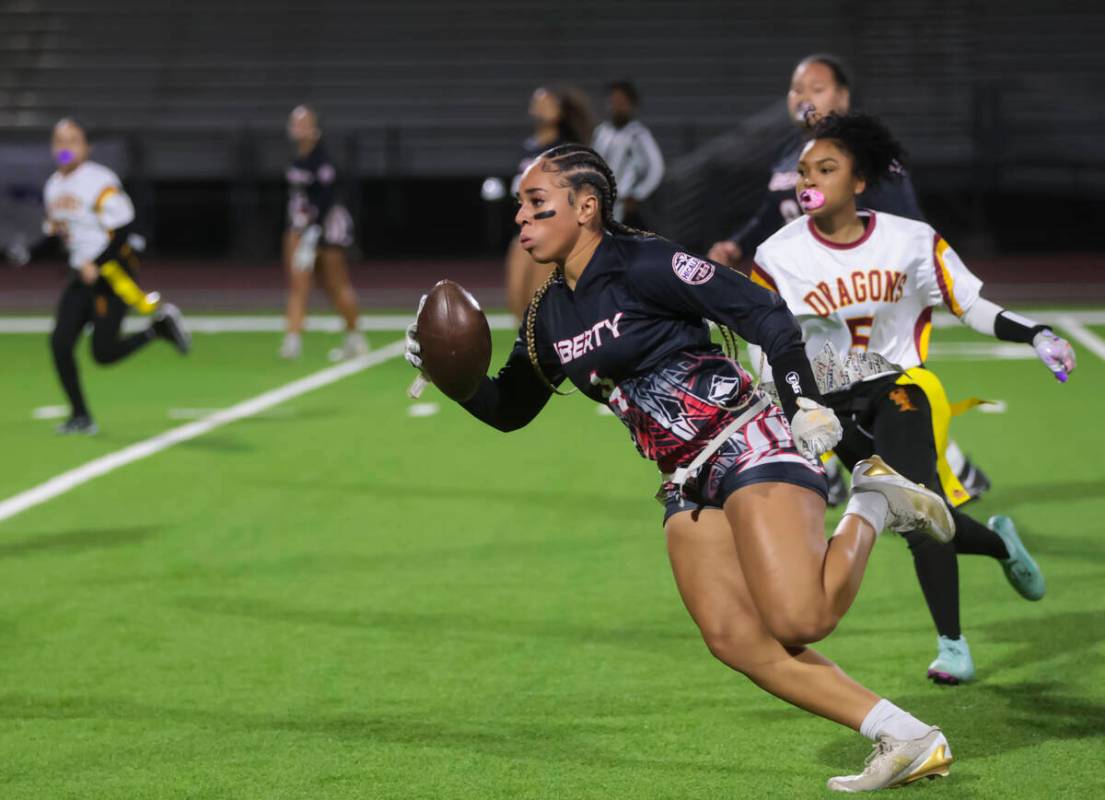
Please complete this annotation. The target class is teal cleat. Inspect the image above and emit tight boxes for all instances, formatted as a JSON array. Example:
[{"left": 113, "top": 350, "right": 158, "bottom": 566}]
[
  {"left": 989, "top": 515, "right": 1046, "bottom": 601},
  {"left": 927, "top": 636, "right": 975, "bottom": 685}
]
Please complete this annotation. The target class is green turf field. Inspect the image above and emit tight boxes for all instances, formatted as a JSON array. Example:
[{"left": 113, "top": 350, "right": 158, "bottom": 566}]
[{"left": 0, "top": 318, "right": 1103, "bottom": 799}]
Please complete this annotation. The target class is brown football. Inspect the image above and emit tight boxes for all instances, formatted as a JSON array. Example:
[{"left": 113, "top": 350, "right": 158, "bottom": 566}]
[{"left": 416, "top": 280, "right": 493, "bottom": 401}]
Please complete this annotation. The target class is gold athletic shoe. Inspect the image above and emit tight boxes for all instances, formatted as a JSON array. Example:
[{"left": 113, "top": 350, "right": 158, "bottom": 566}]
[
  {"left": 827, "top": 727, "right": 953, "bottom": 792},
  {"left": 851, "top": 456, "right": 955, "bottom": 543}
]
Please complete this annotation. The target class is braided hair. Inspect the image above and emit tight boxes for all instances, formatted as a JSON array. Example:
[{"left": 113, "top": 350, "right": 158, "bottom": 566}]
[
  {"left": 522, "top": 145, "right": 653, "bottom": 393},
  {"left": 522, "top": 145, "right": 744, "bottom": 394}
]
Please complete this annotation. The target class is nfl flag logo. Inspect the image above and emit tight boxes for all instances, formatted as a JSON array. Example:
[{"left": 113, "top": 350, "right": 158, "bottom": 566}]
[{"left": 672, "top": 252, "right": 715, "bottom": 285}]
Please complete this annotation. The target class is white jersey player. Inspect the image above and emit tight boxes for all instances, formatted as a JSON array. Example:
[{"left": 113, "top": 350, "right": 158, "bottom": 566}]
[
  {"left": 43, "top": 119, "right": 190, "bottom": 435},
  {"left": 747, "top": 114, "right": 1074, "bottom": 732}
]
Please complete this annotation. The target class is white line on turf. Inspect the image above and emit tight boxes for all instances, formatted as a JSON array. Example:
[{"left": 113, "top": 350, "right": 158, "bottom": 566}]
[
  {"left": 31, "top": 405, "right": 69, "bottom": 420},
  {"left": 0, "top": 339, "right": 405, "bottom": 525},
  {"left": 407, "top": 402, "right": 440, "bottom": 418},
  {"left": 2, "top": 310, "right": 1105, "bottom": 335},
  {"left": 1055, "top": 316, "right": 1105, "bottom": 363}
]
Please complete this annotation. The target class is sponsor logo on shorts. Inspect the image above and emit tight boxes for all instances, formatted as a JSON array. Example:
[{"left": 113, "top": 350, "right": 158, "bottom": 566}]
[
  {"left": 672, "top": 252, "right": 715, "bottom": 285},
  {"left": 888, "top": 387, "right": 918, "bottom": 412}
]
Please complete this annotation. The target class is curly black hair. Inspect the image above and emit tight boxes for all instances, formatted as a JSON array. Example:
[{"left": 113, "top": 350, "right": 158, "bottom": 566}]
[{"left": 810, "top": 112, "right": 907, "bottom": 187}]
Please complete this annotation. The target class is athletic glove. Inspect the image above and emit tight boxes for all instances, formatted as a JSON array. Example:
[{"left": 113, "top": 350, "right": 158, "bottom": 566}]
[
  {"left": 291, "top": 224, "right": 321, "bottom": 272},
  {"left": 791, "top": 397, "right": 843, "bottom": 461},
  {"left": 1032, "top": 330, "right": 1076, "bottom": 383},
  {"left": 405, "top": 294, "right": 429, "bottom": 398}
]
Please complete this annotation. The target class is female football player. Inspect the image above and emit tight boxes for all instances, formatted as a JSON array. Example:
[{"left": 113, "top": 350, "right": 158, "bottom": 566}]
[
  {"left": 752, "top": 112, "right": 1075, "bottom": 684},
  {"left": 280, "top": 105, "right": 368, "bottom": 362},
  {"left": 706, "top": 53, "right": 991, "bottom": 507},
  {"left": 44, "top": 119, "right": 190, "bottom": 435},
  {"left": 408, "top": 144, "right": 958, "bottom": 791},
  {"left": 504, "top": 87, "right": 593, "bottom": 319}
]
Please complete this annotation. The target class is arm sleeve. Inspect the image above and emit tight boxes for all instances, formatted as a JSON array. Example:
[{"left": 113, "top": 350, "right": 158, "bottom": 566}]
[
  {"left": 632, "top": 245, "right": 820, "bottom": 418},
  {"left": 730, "top": 195, "right": 783, "bottom": 255},
  {"left": 960, "top": 297, "right": 1050, "bottom": 343},
  {"left": 626, "top": 126, "right": 665, "bottom": 201},
  {"left": 458, "top": 329, "right": 561, "bottom": 432}
]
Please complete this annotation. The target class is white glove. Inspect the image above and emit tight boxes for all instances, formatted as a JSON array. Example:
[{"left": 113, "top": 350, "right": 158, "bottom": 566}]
[
  {"left": 790, "top": 397, "right": 843, "bottom": 460},
  {"left": 405, "top": 294, "right": 429, "bottom": 398},
  {"left": 291, "top": 224, "right": 321, "bottom": 272},
  {"left": 1032, "top": 329, "right": 1076, "bottom": 383}
]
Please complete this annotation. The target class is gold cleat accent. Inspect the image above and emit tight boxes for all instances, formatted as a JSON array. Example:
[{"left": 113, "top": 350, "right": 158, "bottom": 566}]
[
  {"left": 902, "top": 743, "right": 953, "bottom": 784},
  {"left": 852, "top": 455, "right": 956, "bottom": 543}
]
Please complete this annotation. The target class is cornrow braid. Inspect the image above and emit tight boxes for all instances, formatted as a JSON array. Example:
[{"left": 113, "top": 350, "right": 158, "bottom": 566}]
[
  {"left": 523, "top": 267, "right": 575, "bottom": 395},
  {"left": 522, "top": 145, "right": 681, "bottom": 394}
]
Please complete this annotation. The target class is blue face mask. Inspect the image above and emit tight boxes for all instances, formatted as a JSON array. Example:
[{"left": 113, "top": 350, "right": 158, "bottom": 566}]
[{"left": 55, "top": 149, "right": 76, "bottom": 166}]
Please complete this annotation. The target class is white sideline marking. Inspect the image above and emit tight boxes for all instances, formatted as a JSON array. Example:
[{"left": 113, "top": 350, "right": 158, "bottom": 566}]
[
  {"left": 31, "top": 405, "right": 68, "bottom": 420},
  {"left": 1, "top": 309, "right": 1105, "bottom": 336},
  {"left": 926, "top": 343, "right": 1036, "bottom": 360},
  {"left": 1055, "top": 316, "right": 1105, "bottom": 364},
  {"left": 406, "top": 402, "right": 440, "bottom": 418},
  {"left": 0, "top": 339, "right": 405, "bottom": 525},
  {"left": 978, "top": 400, "right": 1008, "bottom": 414}
]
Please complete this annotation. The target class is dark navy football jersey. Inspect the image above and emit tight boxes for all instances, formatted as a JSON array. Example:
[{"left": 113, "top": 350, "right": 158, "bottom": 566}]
[
  {"left": 286, "top": 141, "right": 340, "bottom": 231},
  {"left": 460, "top": 233, "right": 819, "bottom": 470},
  {"left": 729, "top": 133, "right": 924, "bottom": 255}
]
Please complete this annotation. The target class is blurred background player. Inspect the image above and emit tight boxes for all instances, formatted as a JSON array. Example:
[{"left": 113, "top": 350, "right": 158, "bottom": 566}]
[
  {"left": 591, "top": 80, "right": 665, "bottom": 227},
  {"left": 707, "top": 53, "right": 991, "bottom": 505},
  {"left": 44, "top": 119, "right": 190, "bottom": 435},
  {"left": 504, "top": 87, "right": 593, "bottom": 319},
  {"left": 752, "top": 112, "right": 1074, "bottom": 683},
  {"left": 280, "top": 105, "right": 368, "bottom": 362}
]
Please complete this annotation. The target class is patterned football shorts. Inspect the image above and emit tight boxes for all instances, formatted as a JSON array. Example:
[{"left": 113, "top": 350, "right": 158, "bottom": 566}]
[{"left": 658, "top": 401, "right": 827, "bottom": 524}]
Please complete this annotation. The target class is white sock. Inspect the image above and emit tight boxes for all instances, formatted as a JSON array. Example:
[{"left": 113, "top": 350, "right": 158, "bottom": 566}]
[
  {"left": 945, "top": 440, "right": 966, "bottom": 474},
  {"left": 860, "top": 698, "right": 932, "bottom": 741},
  {"left": 844, "top": 491, "right": 889, "bottom": 533}
]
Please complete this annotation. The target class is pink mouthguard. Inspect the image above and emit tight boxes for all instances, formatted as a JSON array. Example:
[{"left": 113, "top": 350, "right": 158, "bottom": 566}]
[{"left": 799, "top": 189, "right": 825, "bottom": 210}]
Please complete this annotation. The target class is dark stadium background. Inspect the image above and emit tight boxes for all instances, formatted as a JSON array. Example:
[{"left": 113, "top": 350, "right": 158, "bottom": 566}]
[{"left": 2, "top": 0, "right": 1103, "bottom": 306}]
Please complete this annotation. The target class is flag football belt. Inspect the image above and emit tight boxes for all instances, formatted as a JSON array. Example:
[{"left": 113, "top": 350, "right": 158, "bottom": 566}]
[{"left": 662, "top": 393, "right": 771, "bottom": 507}]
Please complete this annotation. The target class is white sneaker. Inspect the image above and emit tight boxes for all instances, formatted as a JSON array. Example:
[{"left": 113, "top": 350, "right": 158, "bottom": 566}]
[
  {"left": 851, "top": 456, "right": 955, "bottom": 543},
  {"left": 828, "top": 727, "right": 953, "bottom": 792},
  {"left": 279, "top": 332, "right": 302, "bottom": 360},
  {"left": 328, "top": 332, "right": 369, "bottom": 362}
]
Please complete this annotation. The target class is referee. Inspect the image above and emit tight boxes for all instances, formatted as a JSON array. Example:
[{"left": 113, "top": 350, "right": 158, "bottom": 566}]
[
  {"left": 44, "top": 119, "right": 189, "bottom": 435},
  {"left": 591, "top": 81, "right": 665, "bottom": 226}
]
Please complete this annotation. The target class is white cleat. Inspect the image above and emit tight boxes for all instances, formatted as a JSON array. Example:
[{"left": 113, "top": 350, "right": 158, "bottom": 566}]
[
  {"left": 328, "top": 331, "right": 370, "bottom": 362},
  {"left": 828, "top": 727, "right": 953, "bottom": 792},
  {"left": 851, "top": 455, "right": 955, "bottom": 543},
  {"left": 279, "top": 332, "right": 302, "bottom": 360}
]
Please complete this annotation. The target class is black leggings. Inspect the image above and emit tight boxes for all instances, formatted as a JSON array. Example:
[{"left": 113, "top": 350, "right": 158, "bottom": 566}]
[
  {"left": 50, "top": 277, "right": 154, "bottom": 418},
  {"left": 831, "top": 379, "right": 1008, "bottom": 641}
]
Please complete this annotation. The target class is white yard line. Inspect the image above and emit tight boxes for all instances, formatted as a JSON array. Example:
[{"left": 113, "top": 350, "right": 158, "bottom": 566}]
[
  {"left": 1055, "top": 316, "right": 1105, "bottom": 363},
  {"left": 0, "top": 339, "right": 405, "bottom": 525}
]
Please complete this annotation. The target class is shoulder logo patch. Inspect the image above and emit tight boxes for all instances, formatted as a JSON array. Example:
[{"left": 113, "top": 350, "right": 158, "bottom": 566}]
[{"left": 672, "top": 252, "right": 715, "bottom": 285}]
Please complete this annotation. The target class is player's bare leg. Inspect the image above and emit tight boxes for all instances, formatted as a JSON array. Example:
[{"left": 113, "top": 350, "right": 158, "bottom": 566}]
[
  {"left": 667, "top": 507, "right": 952, "bottom": 790},
  {"left": 722, "top": 483, "right": 876, "bottom": 645},
  {"left": 318, "top": 246, "right": 368, "bottom": 360},
  {"left": 666, "top": 506, "right": 879, "bottom": 728},
  {"left": 281, "top": 230, "right": 310, "bottom": 358}
]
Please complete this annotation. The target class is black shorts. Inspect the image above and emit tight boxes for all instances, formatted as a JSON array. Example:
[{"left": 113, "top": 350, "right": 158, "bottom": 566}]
[{"left": 659, "top": 402, "right": 828, "bottom": 524}]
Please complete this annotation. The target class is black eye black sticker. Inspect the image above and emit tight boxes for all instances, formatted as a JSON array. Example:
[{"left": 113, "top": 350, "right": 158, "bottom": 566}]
[{"left": 534, "top": 209, "right": 557, "bottom": 220}]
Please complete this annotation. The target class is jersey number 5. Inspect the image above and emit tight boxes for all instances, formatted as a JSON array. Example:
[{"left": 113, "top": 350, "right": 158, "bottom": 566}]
[{"left": 845, "top": 316, "right": 875, "bottom": 351}]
